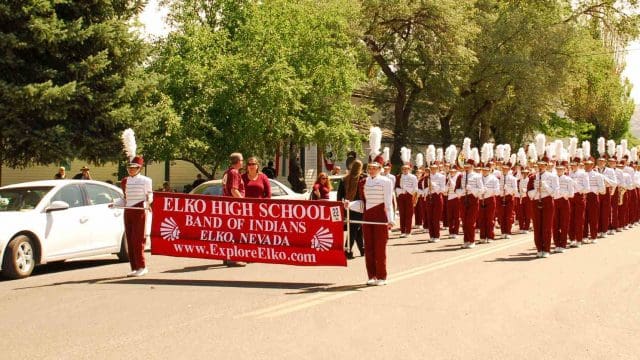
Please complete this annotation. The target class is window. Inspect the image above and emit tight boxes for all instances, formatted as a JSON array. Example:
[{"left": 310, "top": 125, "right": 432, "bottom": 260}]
[
  {"left": 85, "top": 184, "right": 116, "bottom": 205},
  {"left": 270, "top": 181, "right": 286, "bottom": 197},
  {"left": 50, "top": 185, "right": 85, "bottom": 208}
]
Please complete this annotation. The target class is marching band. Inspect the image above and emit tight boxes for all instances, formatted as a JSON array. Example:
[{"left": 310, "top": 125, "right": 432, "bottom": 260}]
[{"left": 361, "top": 129, "right": 640, "bottom": 260}]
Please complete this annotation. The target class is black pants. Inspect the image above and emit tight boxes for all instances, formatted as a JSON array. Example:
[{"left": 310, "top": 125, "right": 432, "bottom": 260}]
[{"left": 346, "top": 210, "right": 364, "bottom": 255}]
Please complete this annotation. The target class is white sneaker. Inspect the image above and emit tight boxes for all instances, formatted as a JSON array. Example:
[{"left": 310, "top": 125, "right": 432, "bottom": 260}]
[
  {"left": 399, "top": 233, "right": 407, "bottom": 238},
  {"left": 554, "top": 247, "right": 565, "bottom": 253},
  {"left": 467, "top": 242, "right": 476, "bottom": 249},
  {"left": 366, "top": 278, "right": 377, "bottom": 286},
  {"left": 461, "top": 242, "right": 469, "bottom": 249},
  {"left": 432, "top": 238, "right": 440, "bottom": 243},
  {"left": 449, "top": 234, "right": 457, "bottom": 240},
  {"left": 126, "top": 270, "right": 138, "bottom": 277},
  {"left": 486, "top": 239, "right": 493, "bottom": 243},
  {"left": 504, "top": 235, "right": 511, "bottom": 239},
  {"left": 133, "top": 268, "right": 148, "bottom": 277},
  {"left": 591, "top": 239, "right": 598, "bottom": 244},
  {"left": 375, "top": 279, "right": 387, "bottom": 286},
  {"left": 607, "top": 230, "right": 614, "bottom": 235},
  {"left": 536, "top": 251, "right": 543, "bottom": 258},
  {"left": 597, "top": 233, "right": 605, "bottom": 238},
  {"left": 541, "top": 252, "right": 550, "bottom": 258}
]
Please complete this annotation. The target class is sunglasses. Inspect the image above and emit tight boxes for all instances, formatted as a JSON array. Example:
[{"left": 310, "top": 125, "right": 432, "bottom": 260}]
[{"left": 247, "top": 163, "right": 257, "bottom": 166}]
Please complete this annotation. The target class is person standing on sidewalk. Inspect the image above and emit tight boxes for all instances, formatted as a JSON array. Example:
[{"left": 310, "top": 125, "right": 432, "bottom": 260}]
[{"left": 222, "top": 152, "right": 247, "bottom": 267}]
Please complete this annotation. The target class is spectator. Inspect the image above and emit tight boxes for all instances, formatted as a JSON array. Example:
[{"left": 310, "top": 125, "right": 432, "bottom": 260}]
[
  {"left": 312, "top": 172, "right": 332, "bottom": 200},
  {"left": 262, "top": 160, "right": 277, "bottom": 179},
  {"left": 54, "top": 167, "right": 66, "bottom": 179},
  {"left": 337, "top": 160, "right": 366, "bottom": 259},
  {"left": 243, "top": 157, "right": 271, "bottom": 198},
  {"left": 330, "top": 165, "right": 342, "bottom": 176},
  {"left": 221, "top": 152, "right": 247, "bottom": 267},
  {"left": 182, "top": 184, "right": 193, "bottom": 193},
  {"left": 72, "top": 166, "right": 92, "bottom": 180},
  {"left": 346, "top": 151, "right": 357, "bottom": 171},
  {"left": 161, "top": 181, "right": 174, "bottom": 192},
  {"left": 192, "top": 174, "right": 206, "bottom": 188}
]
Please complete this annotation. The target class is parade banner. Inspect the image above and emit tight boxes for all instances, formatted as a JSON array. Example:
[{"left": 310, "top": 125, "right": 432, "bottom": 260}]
[{"left": 151, "top": 192, "right": 346, "bottom": 266}]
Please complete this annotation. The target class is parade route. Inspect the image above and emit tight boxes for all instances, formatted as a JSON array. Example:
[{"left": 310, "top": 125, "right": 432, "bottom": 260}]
[{"left": 2, "top": 227, "right": 640, "bottom": 359}]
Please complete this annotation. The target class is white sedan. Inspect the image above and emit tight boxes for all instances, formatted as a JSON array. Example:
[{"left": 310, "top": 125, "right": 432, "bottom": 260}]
[
  {"left": 0, "top": 180, "right": 128, "bottom": 279},
  {"left": 190, "top": 178, "right": 309, "bottom": 200}
]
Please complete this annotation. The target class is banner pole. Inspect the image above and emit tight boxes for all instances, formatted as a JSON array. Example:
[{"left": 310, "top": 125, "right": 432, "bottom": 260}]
[
  {"left": 348, "top": 219, "right": 389, "bottom": 226},
  {"left": 345, "top": 208, "right": 350, "bottom": 252}
]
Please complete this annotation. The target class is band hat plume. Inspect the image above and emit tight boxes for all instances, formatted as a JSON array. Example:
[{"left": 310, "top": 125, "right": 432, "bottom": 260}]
[
  {"left": 121, "top": 128, "right": 137, "bottom": 162},
  {"left": 369, "top": 127, "right": 382, "bottom": 159}
]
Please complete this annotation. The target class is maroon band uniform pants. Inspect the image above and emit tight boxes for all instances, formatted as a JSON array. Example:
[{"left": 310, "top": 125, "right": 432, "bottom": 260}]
[
  {"left": 124, "top": 205, "right": 147, "bottom": 271},
  {"left": 362, "top": 203, "right": 389, "bottom": 280},
  {"left": 461, "top": 195, "right": 479, "bottom": 244},
  {"left": 425, "top": 193, "right": 443, "bottom": 239},
  {"left": 447, "top": 197, "right": 460, "bottom": 235},
  {"left": 531, "top": 196, "right": 554, "bottom": 252},
  {"left": 569, "top": 194, "right": 585, "bottom": 242},
  {"left": 584, "top": 193, "right": 600, "bottom": 240},
  {"left": 553, "top": 198, "right": 570, "bottom": 248},
  {"left": 496, "top": 195, "right": 514, "bottom": 235},
  {"left": 397, "top": 193, "right": 414, "bottom": 235},
  {"left": 478, "top": 196, "right": 496, "bottom": 240}
]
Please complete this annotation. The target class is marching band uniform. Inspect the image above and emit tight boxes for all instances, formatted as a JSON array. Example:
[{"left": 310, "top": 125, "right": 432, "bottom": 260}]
[
  {"left": 568, "top": 164, "right": 589, "bottom": 246},
  {"left": 396, "top": 170, "right": 418, "bottom": 237},
  {"left": 518, "top": 174, "right": 532, "bottom": 232},
  {"left": 611, "top": 164, "right": 625, "bottom": 232},
  {"left": 598, "top": 164, "right": 617, "bottom": 237},
  {"left": 415, "top": 172, "right": 426, "bottom": 230},
  {"left": 619, "top": 168, "right": 632, "bottom": 229},
  {"left": 527, "top": 164, "right": 558, "bottom": 257},
  {"left": 584, "top": 166, "right": 605, "bottom": 242},
  {"left": 425, "top": 167, "right": 446, "bottom": 241},
  {"left": 455, "top": 162, "right": 484, "bottom": 248},
  {"left": 553, "top": 169, "right": 574, "bottom": 251},
  {"left": 446, "top": 170, "right": 461, "bottom": 238},
  {"left": 119, "top": 156, "right": 153, "bottom": 276},
  {"left": 496, "top": 169, "right": 518, "bottom": 238},
  {"left": 356, "top": 163, "right": 395, "bottom": 285},
  {"left": 478, "top": 170, "right": 499, "bottom": 242}
]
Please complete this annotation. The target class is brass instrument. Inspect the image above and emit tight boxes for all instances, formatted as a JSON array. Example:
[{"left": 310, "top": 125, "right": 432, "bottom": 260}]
[{"left": 619, "top": 187, "right": 626, "bottom": 206}]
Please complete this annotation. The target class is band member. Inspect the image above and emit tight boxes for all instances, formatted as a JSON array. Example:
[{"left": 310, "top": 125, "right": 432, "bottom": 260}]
[
  {"left": 446, "top": 166, "right": 461, "bottom": 239},
  {"left": 414, "top": 167, "right": 426, "bottom": 232},
  {"left": 568, "top": 157, "right": 589, "bottom": 247},
  {"left": 617, "top": 162, "right": 631, "bottom": 229},
  {"left": 527, "top": 157, "right": 558, "bottom": 258},
  {"left": 349, "top": 159, "right": 395, "bottom": 286},
  {"left": 455, "top": 159, "right": 484, "bottom": 248},
  {"left": 478, "top": 164, "right": 499, "bottom": 243},
  {"left": 610, "top": 157, "right": 624, "bottom": 233},
  {"left": 584, "top": 160, "right": 606, "bottom": 243},
  {"left": 518, "top": 168, "right": 532, "bottom": 233},
  {"left": 425, "top": 163, "right": 445, "bottom": 242},
  {"left": 553, "top": 163, "right": 574, "bottom": 252},
  {"left": 396, "top": 155, "right": 418, "bottom": 238},
  {"left": 597, "top": 157, "right": 617, "bottom": 237},
  {"left": 496, "top": 163, "right": 518, "bottom": 239},
  {"left": 118, "top": 155, "right": 153, "bottom": 277}
]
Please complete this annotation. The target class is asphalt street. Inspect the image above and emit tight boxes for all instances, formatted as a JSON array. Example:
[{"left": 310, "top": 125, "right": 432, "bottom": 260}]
[{"left": 1, "top": 226, "right": 639, "bottom": 359}]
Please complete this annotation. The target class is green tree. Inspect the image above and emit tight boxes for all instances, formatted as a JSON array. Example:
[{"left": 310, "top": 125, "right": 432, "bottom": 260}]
[
  {"left": 0, "top": 0, "right": 164, "bottom": 169},
  {"left": 360, "top": 0, "right": 477, "bottom": 163},
  {"left": 155, "top": 0, "right": 366, "bottom": 179}
]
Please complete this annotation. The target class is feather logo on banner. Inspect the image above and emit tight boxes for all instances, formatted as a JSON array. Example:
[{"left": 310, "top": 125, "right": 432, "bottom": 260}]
[
  {"left": 311, "top": 227, "right": 334, "bottom": 251},
  {"left": 121, "top": 128, "right": 137, "bottom": 162},
  {"left": 160, "top": 217, "right": 180, "bottom": 241}
]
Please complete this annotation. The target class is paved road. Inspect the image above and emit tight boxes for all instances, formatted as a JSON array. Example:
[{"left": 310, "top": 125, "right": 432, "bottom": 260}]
[{"left": 2, "top": 227, "right": 640, "bottom": 359}]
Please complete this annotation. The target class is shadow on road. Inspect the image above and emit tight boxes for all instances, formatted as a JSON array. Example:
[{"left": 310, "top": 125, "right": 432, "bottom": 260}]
[
  {"left": 1, "top": 259, "right": 121, "bottom": 283},
  {"left": 391, "top": 241, "right": 427, "bottom": 247},
  {"left": 162, "top": 264, "right": 228, "bottom": 273},
  {"left": 13, "top": 275, "right": 127, "bottom": 290},
  {"left": 417, "top": 246, "right": 463, "bottom": 254},
  {"left": 286, "top": 283, "right": 369, "bottom": 295},
  {"left": 106, "top": 278, "right": 334, "bottom": 290},
  {"left": 485, "top": 252, "right": 539, "bottom": 262}
]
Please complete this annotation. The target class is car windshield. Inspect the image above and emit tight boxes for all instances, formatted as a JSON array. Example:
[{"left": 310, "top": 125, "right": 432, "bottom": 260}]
[
  {"left": 0, "top": 187, "right": 53, "bottom": 212},
  {"left": 192, "top": 182, "right": 223, "bottom": 196}
]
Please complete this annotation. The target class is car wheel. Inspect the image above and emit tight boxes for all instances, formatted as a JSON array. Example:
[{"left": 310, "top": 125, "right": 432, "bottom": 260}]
[
  {"left": 117, "top": 235, "right": 129, "bottom": 262},
  {"left": 2, "top": 235, "right": 36, "bottom": 279}
]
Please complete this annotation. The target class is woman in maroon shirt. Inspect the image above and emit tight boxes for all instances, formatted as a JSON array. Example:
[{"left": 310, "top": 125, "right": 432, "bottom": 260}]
[
  {"left": 241, "top": 157, "right": 271, "bottom": 199},
  {"left": 312, "top": 172, "right": 332, "bottom": 200}
]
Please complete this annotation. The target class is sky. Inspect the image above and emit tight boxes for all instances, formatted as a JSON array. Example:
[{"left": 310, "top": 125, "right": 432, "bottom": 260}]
[{"left": 138, "top": 0, "right": 640, "bottom": 104}]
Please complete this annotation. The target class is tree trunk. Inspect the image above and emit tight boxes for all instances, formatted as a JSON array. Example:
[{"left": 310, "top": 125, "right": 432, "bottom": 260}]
[
  {"left": 391, "top": 87, "right": 418, "bottom": 166},
  {"left": 287, "top": 142, "right": 307, "bottom": 193},
  {"left": 178, "top": 158, "right": 214, "bottom": 179},
  {"left": 317, "top": 145, "right": 324, "bottom": 175},
  {"left": 439, "top": 112, "right": 453, "bottom": 147}
]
